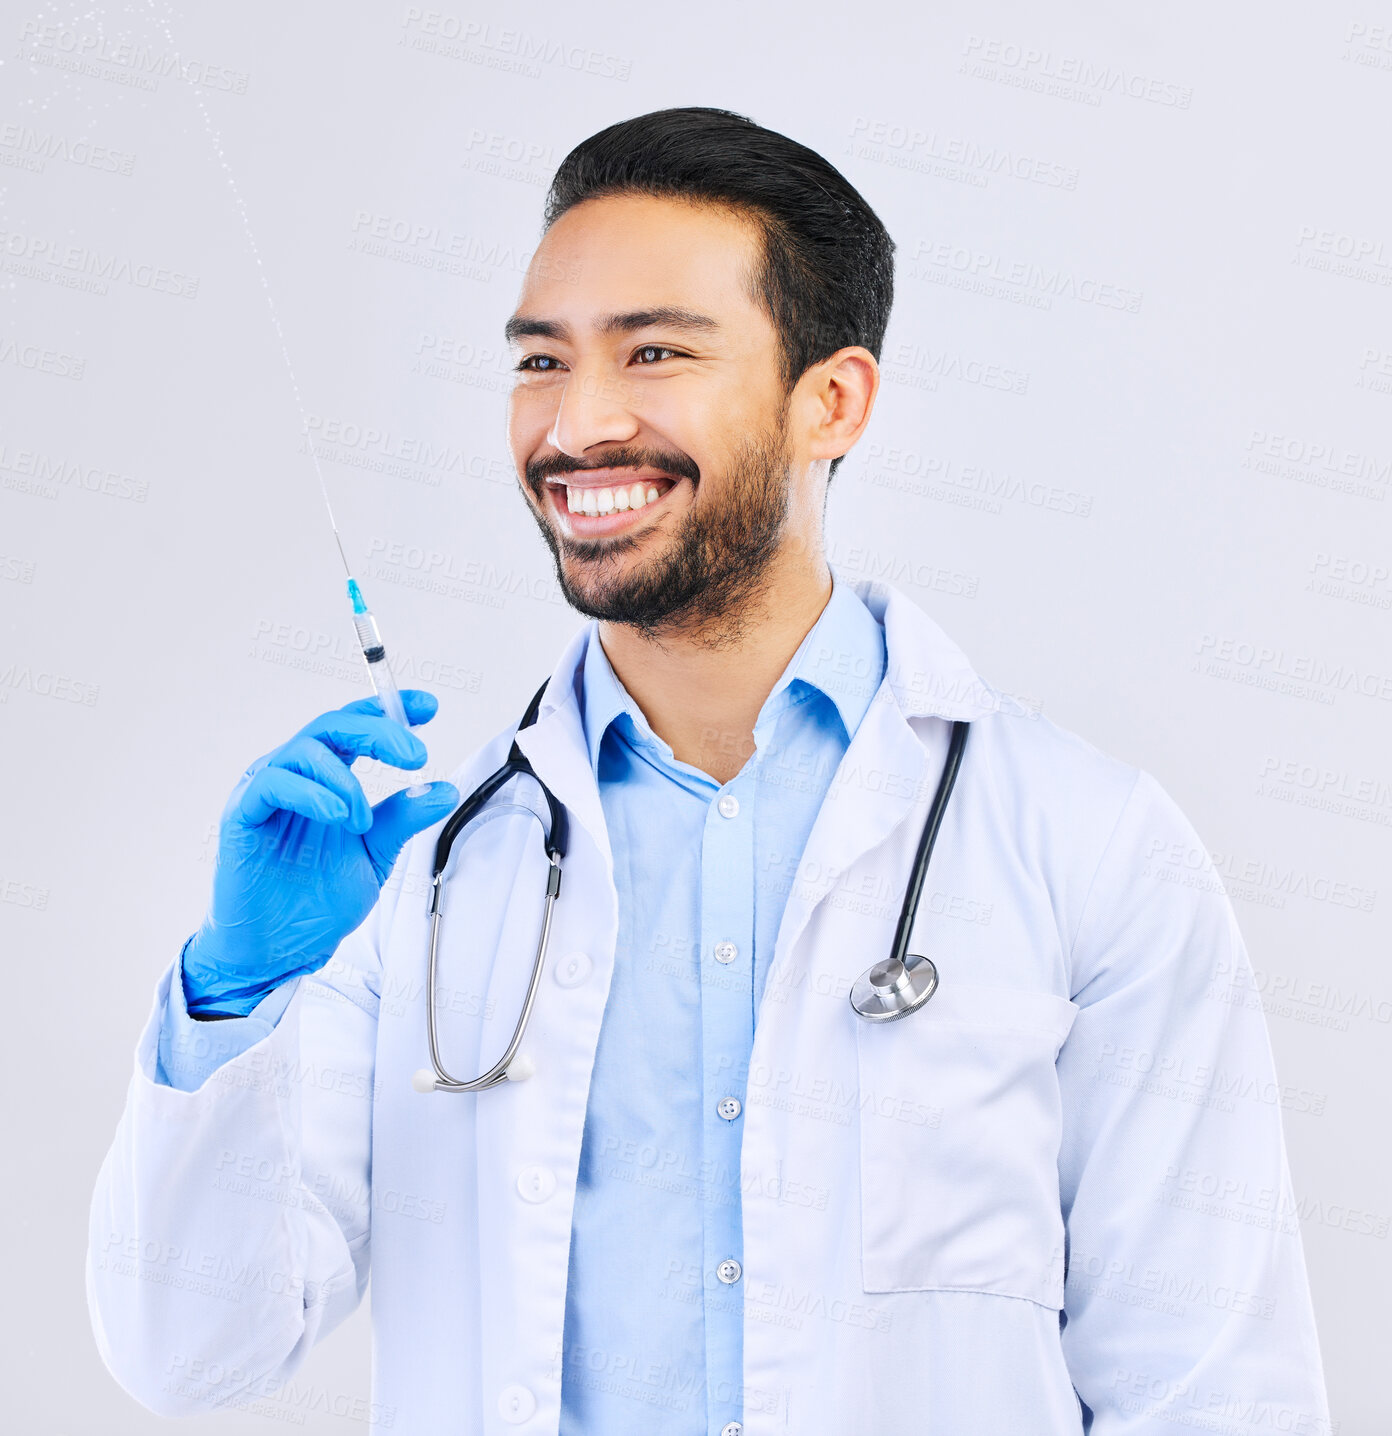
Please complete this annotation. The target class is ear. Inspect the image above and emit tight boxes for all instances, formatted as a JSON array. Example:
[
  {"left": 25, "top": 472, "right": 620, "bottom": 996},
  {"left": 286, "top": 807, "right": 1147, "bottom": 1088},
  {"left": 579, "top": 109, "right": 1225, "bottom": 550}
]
[{"left": 802, "top": 346, "right": 880, "bottom": 464}]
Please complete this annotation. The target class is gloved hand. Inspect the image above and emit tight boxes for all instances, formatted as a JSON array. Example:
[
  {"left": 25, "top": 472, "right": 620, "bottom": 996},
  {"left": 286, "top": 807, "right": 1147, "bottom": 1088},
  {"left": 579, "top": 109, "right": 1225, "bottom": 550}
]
[{"left": 181, "top": 690, "right": 460, "bottom": 1017}]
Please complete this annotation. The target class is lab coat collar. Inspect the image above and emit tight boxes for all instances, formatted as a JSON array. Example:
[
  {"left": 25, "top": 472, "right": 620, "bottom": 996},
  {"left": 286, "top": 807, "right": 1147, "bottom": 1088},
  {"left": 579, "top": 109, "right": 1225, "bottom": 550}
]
[
  {"left": 857, "top": 575, "right": 1026, "bottom": 722},
  {"left": 512, "top": 575, "right": 1020, "bottom": 884}
]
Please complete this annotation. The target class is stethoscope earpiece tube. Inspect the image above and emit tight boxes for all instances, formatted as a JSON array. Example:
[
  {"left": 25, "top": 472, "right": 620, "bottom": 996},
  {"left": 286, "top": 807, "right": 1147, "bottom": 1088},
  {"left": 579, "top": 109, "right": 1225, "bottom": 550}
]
[{"left": 431, "top": 679, "right": 554, "bottom": 880}]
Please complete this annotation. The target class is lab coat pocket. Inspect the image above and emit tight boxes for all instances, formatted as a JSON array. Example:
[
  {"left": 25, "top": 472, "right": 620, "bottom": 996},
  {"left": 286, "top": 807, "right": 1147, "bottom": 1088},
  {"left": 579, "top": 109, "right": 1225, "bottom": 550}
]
[{"left": 856, "top": 982, "right": 1079, "bottom": 1308}]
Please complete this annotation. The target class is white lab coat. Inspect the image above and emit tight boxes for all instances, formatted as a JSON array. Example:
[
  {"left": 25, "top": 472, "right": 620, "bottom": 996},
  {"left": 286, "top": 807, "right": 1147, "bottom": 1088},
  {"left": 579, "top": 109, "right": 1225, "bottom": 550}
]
[{"left": 88, "top": 577, "right": 1331, "bottom": 1435}]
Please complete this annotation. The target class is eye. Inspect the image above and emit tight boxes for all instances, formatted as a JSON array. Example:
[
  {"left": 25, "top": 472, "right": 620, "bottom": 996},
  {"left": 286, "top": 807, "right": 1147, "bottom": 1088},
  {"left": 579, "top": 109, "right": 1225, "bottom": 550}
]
[
  {"left": 514, "top": 354, "right": 567, "bottom": 373},
  {"left": 632, "top": 344, "right": 685, "bottom": 365}
]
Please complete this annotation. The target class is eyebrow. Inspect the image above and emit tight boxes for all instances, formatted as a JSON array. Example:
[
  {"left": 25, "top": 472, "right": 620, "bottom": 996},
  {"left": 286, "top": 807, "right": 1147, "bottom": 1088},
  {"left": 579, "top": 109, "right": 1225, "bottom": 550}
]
[{"left": 503, "top": 307, "right": 721, "bottom": 346}]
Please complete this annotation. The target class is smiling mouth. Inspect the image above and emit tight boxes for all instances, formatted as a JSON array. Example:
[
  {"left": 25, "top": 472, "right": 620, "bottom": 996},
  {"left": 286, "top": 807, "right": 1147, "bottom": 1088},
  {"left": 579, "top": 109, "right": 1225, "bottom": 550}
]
[{"left": 547, "top": 474, "right": 679, "bottom": 516}]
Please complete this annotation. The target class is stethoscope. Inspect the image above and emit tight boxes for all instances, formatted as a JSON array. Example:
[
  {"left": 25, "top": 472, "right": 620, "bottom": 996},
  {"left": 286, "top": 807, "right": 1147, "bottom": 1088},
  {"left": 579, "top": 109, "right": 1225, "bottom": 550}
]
[{"left": 412, "top": 681, "right": 970, "bottom": 1094}]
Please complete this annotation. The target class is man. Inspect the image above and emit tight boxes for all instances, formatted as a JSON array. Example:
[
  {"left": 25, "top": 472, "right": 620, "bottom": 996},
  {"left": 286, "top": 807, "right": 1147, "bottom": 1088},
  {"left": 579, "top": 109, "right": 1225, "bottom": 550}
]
[{"left": 89, "top": 108, "right": 1331, "bottom": 1435}]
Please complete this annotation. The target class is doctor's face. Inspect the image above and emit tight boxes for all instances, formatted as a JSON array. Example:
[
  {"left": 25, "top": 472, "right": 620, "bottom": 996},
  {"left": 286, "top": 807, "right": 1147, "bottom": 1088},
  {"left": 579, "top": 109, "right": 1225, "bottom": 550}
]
[{"left": 505, "top": 193, "right": 805, "bottom": 635}]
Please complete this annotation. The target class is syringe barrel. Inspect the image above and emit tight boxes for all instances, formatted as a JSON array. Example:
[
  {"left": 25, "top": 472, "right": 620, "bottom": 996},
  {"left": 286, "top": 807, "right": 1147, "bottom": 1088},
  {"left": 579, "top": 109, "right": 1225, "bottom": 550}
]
[
  {"left": 367, "top": 652, "right": 410, "bottom": 729},
  {"left": 364, "top": 647, "right": 429, "bottom": 795},
  {"left": 352, "top": 609, "right": 384, "bottom": 659}
]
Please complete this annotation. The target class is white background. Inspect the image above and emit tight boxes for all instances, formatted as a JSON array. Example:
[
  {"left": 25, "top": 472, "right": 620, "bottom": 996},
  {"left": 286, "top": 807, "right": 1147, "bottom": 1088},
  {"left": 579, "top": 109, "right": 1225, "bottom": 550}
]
[{"left": 2, "top": 1, "right": 1389, "bottom": 1430}]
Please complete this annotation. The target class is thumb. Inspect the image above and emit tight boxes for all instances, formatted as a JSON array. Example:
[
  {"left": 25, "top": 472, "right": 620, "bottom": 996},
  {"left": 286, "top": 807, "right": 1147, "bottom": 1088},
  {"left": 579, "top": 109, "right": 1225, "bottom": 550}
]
[{"left": 363, "top": 781, "right": 460, "bottom": 880}]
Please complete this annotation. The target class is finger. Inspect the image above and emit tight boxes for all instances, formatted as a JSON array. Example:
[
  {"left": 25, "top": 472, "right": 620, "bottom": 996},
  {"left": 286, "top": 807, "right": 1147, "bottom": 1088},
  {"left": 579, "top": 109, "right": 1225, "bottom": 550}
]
[
  {"left": 361, "top": 782, "right": 461, "bottom": 881},
  {"left": 269, "top": 735, "right": 372, "bottom": 834},
  {"left": 293, "top": 709, "right": 429, "bottom": 770},
  {"left": 232, "top": 765, "right": 351, "bottom": 830},
  {"left": 338, "top": 689, "right": 439, "bottom": 726}
]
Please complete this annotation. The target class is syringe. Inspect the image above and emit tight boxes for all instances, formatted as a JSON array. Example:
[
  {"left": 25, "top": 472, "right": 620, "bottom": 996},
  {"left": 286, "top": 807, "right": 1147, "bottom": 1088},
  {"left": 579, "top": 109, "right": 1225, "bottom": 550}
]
[{"left": 348, "top": 578, "right": 431, "bottom": 798}]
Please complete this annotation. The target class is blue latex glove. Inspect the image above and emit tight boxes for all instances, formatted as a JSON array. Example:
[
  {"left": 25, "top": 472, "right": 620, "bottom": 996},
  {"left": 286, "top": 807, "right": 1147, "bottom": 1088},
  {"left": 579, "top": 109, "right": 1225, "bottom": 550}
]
[{"left": 182, "top": 690, "right": 460, "bottom": 1016}]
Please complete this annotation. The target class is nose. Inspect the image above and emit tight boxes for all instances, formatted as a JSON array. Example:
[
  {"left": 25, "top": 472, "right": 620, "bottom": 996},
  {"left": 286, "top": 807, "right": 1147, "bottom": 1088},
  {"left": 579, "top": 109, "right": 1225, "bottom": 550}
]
[{"left": 546, "top": 367, "right": 642, "bottom": 458}]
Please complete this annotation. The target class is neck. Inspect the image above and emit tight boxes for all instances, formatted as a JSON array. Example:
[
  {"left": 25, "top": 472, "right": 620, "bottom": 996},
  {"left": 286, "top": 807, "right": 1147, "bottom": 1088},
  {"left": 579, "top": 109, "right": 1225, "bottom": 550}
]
[{"left": 596, "top": 544, "right": 834, "bottom": 785}]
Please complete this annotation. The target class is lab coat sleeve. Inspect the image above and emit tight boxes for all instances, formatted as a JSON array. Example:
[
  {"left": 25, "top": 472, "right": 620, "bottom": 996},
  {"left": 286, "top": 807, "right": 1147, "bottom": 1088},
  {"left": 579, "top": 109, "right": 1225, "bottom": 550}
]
[
  {"left": 87, "top": 900, "right": 384, "bottom": 1418},
  {"left": 155, "top": 936, "right": 299, "bottom": 1092},
  {"left": 1055, "top": 768, "right": 1332, "bottom": 1434}
]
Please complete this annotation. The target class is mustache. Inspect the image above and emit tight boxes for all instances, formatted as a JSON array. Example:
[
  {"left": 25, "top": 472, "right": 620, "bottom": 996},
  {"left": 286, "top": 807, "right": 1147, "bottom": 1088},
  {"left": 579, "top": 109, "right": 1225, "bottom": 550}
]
[{"left": 526, "top": 448, "right": 700, "bottom": 487}]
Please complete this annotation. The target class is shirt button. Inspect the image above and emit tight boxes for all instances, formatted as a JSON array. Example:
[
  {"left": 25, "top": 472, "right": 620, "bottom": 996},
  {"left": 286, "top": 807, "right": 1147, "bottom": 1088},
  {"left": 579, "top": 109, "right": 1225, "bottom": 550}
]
[
  {"left": 716, "top": 1258, "right": 742, "bottom": 1284},
  {"left": 721, "top": 1424, "right": 743, "bottom": 1436},
  {"left": 714, "top": 941, "right": 738, "bottom": 965},
  {"left": 516, "top": 1165, "right": 556, "bottom": 1203},
  {"left": 498, "top": 1384, "right": 536, "bottom": 1423},
  {"left": 553, "top": 950, "right": 593, "bottom": 987},
  {"left": 717, "top": 793, "right": 740, "bottom": 819},
  {"left": 718, "top": 1097, "right": 742, "bottom": 1121}
]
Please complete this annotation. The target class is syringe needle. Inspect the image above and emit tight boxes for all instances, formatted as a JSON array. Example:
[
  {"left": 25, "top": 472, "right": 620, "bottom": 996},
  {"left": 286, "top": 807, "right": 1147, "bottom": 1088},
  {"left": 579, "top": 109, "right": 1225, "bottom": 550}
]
[
  {"left": 347, "top": 579, "right": 430, "bottom": 798},
  {"left": 330, "top": 525, "right": 353, "bottom": 582},
  {"left": 305, "top": 430, "right": 354, "bottom": 580}
]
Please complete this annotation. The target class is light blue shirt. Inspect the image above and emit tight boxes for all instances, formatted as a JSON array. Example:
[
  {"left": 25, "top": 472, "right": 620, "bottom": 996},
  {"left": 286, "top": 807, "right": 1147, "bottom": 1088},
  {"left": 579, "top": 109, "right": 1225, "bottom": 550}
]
[
  {"left": 559, "top": 575, "right": 885, "bottom": 1435},
  {"left": 155, "top": 573, "right": 887, "bottom": 1436}
]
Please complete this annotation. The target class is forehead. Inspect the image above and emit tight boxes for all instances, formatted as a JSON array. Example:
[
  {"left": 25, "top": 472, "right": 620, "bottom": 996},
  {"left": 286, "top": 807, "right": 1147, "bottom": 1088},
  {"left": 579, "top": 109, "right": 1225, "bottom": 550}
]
[{"left": 511, "top": 192, "right": 766, "bottom": 334}]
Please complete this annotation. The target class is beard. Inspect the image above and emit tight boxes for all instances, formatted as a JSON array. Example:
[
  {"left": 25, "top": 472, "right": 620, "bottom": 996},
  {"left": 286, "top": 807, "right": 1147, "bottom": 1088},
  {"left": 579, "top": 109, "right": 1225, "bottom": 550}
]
[{"left": 523, "top": 400, "right": 793, "bottom": 646}]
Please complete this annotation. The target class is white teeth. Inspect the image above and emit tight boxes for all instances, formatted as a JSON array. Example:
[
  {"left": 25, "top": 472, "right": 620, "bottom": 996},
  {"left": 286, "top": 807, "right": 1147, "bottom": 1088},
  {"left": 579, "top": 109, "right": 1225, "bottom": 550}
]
[{"left": 563, "top": 480, "right": 671, "bottom": 516}]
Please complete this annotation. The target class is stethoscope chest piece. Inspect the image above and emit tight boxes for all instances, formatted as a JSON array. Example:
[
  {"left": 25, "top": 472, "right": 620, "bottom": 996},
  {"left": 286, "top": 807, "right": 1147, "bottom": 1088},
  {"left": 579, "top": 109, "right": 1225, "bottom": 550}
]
[{"left": 849, "top": 954, "right": 939, "bottom": 1023}]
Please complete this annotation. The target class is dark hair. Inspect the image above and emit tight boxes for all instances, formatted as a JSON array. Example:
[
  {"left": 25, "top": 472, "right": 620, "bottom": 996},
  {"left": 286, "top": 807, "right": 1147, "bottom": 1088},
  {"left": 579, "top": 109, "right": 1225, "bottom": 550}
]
[{"left": 543, "top": 107, "right": 895, "bottom": 478}]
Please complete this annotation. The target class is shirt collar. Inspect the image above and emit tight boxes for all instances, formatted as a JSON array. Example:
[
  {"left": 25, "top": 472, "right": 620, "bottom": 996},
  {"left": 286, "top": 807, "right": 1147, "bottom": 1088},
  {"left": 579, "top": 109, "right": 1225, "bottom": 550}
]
[
  {"left": 579, "top": 570, "right": 887, "bottom": 776},
  {"left": 508, "top": 575, "right": 1017, "bottom": 865}
]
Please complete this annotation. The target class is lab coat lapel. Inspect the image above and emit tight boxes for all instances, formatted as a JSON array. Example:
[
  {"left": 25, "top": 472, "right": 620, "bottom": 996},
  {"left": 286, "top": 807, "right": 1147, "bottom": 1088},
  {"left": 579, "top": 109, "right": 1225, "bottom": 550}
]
[
  {"left": 766, "top": 687, "right": 926, "bottom": 990},
  {"left": 470, "top": 623, "right": 619, "bottom": 1434},
  {"left": 767, "top": 579, "right": 1004, "bottom": 995}
]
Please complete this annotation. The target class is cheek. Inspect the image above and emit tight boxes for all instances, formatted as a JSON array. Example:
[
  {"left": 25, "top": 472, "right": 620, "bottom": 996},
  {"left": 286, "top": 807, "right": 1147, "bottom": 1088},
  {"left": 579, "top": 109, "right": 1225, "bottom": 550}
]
[
  {"left": 669, "top": 378, "right": 772, "bottom": 451},
  {"left": 506, "top": 389, "right": 552, "bottom": 456},
  {"left": 636, "top": 389, "right": 737, "bottom": 465}
]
